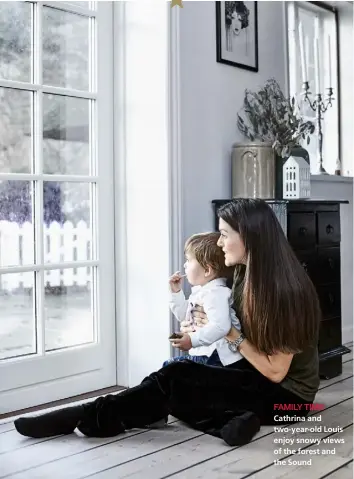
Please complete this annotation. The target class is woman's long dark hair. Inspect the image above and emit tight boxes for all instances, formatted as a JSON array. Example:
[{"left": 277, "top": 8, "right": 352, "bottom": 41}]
[{"left": 217, "top": 198, "right": 321, "bottom": 355}]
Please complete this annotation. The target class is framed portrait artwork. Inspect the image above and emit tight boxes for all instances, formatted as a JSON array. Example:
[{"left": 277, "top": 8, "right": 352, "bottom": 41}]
[{"left": 216, "top": 1, "right": 259, "bottom": 72}]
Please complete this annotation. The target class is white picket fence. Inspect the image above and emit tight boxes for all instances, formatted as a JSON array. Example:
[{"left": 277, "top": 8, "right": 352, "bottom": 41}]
[{"left": 0, "top": 220, "right": 92, "bottom": 292}]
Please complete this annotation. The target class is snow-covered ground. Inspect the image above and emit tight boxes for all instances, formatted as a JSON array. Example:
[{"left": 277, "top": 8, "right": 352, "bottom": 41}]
[{"left": 0, "top": 291, "right": 94, "bottom": 360}]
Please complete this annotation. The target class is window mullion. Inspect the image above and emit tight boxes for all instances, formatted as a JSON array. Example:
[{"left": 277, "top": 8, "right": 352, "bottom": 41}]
[
  {"left": 0, "top": 173, "right": 99, "bottom": 182},
  {"left": 90, "top": 12, "right": 98, "bottom": 337},
  {"left": 0, "top": 260, "right": 99, "bottom": 275},
  {"left": 39, "top": 1, "right": 96, "bottom": 18},
  {"left": 33, "top": 1, "right": 45, "bottom": 356},
  {"left": 288, "top": 2, "right": 299, "bottom": 98}
]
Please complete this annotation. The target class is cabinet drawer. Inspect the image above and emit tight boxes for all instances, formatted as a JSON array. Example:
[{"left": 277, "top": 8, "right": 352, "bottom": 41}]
[
  {"left": 288, "top": 212, "right": 316, "bottom": 248},
  {"left": 317, "top": 283, "right": 341, "bottom": 320},
  {"left": 317, "top": 212, "right": 341, "bottom": 245},
  {"left": 317, "top": 247, "right": 341, "bottom": 284},
  {"left": 318, "top": 317, "right": 342, "bottom": 353},
  {"left": 295, "top": 248, "right": 340, "bottom": 286},
  {"left": 294, "top": 250, "right": 317, "bottom": 283}
]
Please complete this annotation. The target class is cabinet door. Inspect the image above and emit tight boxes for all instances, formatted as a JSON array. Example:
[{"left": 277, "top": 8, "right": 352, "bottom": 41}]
[
  {"left": 317, "top": 212, "right": 341, "bottom": 245},
  {"left": 317, "top": 247, "right": 341, "bottom": 285},
  {"left": 288, "top": 212, "right": 316, "bottom": 249},
  {"left": 296, "top": 247, "right": 341, "bottom": 286},
  {"left": 293, "top": 250, "right": 318, "bottom": 284},
  {"left": 317, "top": 283, "right": 341, "bottom": 320},
  {"left": 318, "top": 318, "right": 342, "bottom": 353}
]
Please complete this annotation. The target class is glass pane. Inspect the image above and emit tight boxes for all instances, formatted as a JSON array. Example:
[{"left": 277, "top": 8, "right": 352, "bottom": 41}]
[
  {"left": 298, "top": 8, "right": 317, "bottom": 103},
  {"left": 0, "top": 2, "right": 31, "bottom": 82},
  {"left": 0, "top": 272, "right": 35, "bottom": 360},
  {"left": 45, "top": 267, "right": 94, "bottom": 351},
  {"left": 0, "top": 181, "right": 34, "bottom": 267},
  {"left": 43, "top": 94, "right": 90, "bottom": 175},
  {"left": 0, "top": 88, "right": 32, "bottom": 173},
  {"left": 42, "top": 7, "right": 89, "bottom": 91},
  {"left": 43, "top": 182, "right": 92, "bottom": 263}
]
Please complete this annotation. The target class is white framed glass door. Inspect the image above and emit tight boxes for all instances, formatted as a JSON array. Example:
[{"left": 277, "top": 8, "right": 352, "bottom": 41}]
[{"left": 0, "top": 1, "right": 116, "bottom": 413}]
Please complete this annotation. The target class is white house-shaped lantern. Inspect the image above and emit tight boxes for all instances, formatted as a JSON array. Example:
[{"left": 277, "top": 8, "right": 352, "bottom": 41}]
[{"left": 283, "top": 155, "right": 311, "bottom": 199}]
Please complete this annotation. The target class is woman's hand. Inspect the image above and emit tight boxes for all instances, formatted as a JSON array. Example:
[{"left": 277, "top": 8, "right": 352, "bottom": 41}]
[
  {"left": 225, "top": 326, "right": 241, "bottom": 342},
  {"left": 191, "top": 307, "right": 240, "bottom": 342},
  {"left": 190, "top": 307, "right": 240, "bottom": 342},
  {"left": 169, "top": 333, "right": 192, "bottom": 351},
  {"left": 180, "top": 319, "right": 195, "bottom": 333},
  {"left": 191, "top": 305, "right": 209, "bottom": 328}
]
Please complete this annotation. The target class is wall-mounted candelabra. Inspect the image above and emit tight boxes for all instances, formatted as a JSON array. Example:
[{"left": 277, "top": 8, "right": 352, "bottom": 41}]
[
  {"left": 302, "top": 81, "right": 335, "bottom": 175},
  {"left": 298, "top": 20, "right": 335, "bottom": 175}
]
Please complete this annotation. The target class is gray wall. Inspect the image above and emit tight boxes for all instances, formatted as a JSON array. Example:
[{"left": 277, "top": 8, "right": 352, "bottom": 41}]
[
  {"left": 180, "top": 1, "right": 287, "bottom": 238},
  {"left": 178, "top": 1, "right": 353, "bottom": 341}
]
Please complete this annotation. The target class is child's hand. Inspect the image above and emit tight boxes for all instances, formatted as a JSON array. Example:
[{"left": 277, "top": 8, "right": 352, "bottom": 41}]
[
  {"left": 169, "top": 333, "right": 192, "bottom": 351},
  {"left": 169, "top": 271, "right": 184, "bottom": 293}
]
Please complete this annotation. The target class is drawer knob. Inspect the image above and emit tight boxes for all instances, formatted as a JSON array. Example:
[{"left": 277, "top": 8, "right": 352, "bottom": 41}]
[
  {"left": 326, "top": 224, "right": 334, "bottom": 234},
  {"left": 328, "top": 258, "right": 334, "bottom": 269},
  {"left": 328, "top": 293, "right": 334, "bottom": 305},
  {"left": 299, "top": 227, "right": 307, "bottom": 236}
]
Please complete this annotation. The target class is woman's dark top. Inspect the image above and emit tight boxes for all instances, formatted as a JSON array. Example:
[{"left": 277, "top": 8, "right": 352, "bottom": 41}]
[
  {"left": 231, "top": 266, "right": 319, "bottom": 403},
  {"left": 279, "top": 340, "right": 319, "bottom": 402}
]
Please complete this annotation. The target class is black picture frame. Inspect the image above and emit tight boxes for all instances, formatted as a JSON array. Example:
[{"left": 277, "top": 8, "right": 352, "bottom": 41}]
[{"left": 216, "top": 1, "right": 259, "bottom": 72}]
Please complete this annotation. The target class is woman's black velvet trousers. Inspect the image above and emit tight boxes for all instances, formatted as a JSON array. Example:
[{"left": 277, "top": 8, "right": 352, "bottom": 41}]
[{"left": 77, "top": 356, "right": 311, "bottom": 438}]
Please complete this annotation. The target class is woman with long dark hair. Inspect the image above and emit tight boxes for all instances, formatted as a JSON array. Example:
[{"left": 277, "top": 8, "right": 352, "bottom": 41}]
[{"left": 15, "top": 199, "right": 321, "bottom": 446}]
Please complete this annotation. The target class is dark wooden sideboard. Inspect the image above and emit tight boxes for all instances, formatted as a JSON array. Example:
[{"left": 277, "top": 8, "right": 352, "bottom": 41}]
[{"left": 212, "top": 199, "right": 351, "bottom": 380}]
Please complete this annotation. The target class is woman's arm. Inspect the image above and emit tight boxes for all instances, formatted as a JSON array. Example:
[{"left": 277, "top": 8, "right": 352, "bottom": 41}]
[
  {"left": 226, "top": 326, "right": 293, "bottom": 383},
  {"left": 192, "top": 307, "right": 293, "bottom": 383}
]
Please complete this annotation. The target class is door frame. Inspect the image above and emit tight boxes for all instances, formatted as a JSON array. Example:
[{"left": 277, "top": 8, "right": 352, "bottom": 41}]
[{"left": 0, "top": 1, "right": 116, "bottom": 414}]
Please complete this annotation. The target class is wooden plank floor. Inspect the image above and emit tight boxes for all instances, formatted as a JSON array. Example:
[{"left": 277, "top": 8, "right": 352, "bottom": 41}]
[{"left": 0, "top": 343, "right": 352, "bottom": 479}]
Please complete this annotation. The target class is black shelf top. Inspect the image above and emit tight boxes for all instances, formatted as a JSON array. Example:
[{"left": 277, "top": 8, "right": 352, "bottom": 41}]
[{"left": 212, "top": 199, "right": 349, "bottom": 205}]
